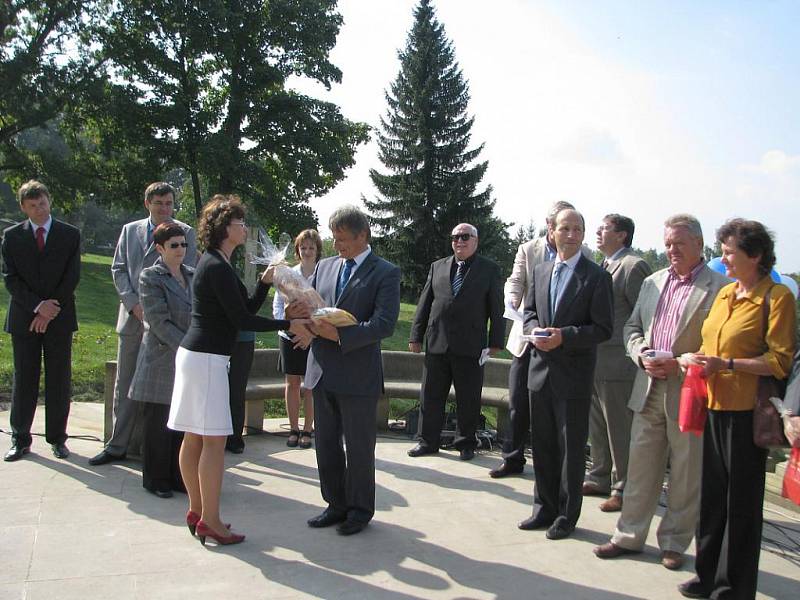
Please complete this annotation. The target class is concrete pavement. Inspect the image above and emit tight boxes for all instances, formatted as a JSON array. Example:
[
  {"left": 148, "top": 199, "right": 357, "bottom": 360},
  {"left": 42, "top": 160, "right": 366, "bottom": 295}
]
[{"left": 1, "top": 402, "right": 798, "bottom": 599}]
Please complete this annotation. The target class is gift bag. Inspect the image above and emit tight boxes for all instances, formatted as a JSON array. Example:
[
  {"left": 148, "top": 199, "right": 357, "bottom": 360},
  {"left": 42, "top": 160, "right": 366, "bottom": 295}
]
[
  {"left": 782, "top": 447, "right": 800, "bottom": 506},
  {"left": 679, "top": 364, "right": 707, "bottom": 435}
]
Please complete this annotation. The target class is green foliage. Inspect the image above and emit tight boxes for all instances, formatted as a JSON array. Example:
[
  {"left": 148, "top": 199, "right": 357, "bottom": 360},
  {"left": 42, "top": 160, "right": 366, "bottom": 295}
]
[{"left": 364, "top": 0, "right": 511, "bottom": 299}]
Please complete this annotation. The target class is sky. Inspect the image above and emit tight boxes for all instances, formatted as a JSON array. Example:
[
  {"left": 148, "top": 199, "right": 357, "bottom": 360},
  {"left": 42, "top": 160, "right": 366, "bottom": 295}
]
[{"left": 293, "top": 0, "right": 800, "bottom": 272}]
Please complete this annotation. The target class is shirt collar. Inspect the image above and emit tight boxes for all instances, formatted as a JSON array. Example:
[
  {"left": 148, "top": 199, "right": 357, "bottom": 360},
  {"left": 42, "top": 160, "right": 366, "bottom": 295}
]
[
  {"left": 555, "top": 250, "right": 582, "bottom": 271},
  {"left": 608, "top": 246, "right": 627, "bottom": 262},
  {"left": 721, "top": 274, "right": 775, "bottom": 304},
  {"left": 347, "top": 245, "right": 371, "bottom": 268},
  {"left": 29, "top": 216, "right": 52, "bottom": 233},
  {"left": 668, "top": 259, "right": 705, "bottom": 283}
]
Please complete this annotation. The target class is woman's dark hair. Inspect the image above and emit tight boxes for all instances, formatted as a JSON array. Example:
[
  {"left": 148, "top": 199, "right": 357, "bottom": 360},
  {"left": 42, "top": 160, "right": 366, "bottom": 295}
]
[
  {"left": 294, "top": 229, "right": 323, "bottom": 262},
  {"left": 153, "top": 222, "right": 186, "bottom": 247},
  {"left": 716, "top": 218, "right": 776, "bottom": 276},
  {"left": 197, "top": 194, "right": 246, "bottom": 250}
]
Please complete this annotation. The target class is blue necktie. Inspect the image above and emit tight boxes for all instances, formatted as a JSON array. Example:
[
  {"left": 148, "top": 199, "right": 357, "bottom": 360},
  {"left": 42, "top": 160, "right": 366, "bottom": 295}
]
[
  {"left": 336, "top": 258, "right": 356, "bottom": 301},
  {"left": 550, "top": 262, "right": 566, "bottom": 314},
  {"left": 452, "top": 261, "right": 466, "bottom": 296}
]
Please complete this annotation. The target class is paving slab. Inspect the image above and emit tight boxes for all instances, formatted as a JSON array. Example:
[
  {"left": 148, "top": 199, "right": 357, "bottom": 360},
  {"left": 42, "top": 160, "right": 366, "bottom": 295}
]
[{"left": 1, "top": 402, "right": 798, "bottom": 599}]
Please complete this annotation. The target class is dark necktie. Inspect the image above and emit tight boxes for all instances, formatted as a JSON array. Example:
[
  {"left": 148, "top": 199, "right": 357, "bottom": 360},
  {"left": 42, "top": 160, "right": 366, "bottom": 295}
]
[
  {"left": 35, "top": 226, "right": 45, "bottom": 252},
  {"left": 601, "top": 258, "right": 609, "bottom": 271},
  {"left": 550, "top": 262, "right": 566, "bottom": 313},
  {"left": 452, "top": 261, "right": 466, "bottom": 296},
  {"left": 336, "top": 258, "right": 356, "bottom": 301}
]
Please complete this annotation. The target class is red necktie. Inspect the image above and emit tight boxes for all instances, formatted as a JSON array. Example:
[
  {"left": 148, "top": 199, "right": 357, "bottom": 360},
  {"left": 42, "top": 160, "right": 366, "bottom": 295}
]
[{"left": 36, "top": 226, "right": 45, "bottom": 252}]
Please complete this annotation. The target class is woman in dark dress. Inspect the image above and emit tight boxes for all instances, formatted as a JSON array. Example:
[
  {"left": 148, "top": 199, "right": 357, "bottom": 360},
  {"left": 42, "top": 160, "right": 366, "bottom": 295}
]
[{"left": 168, "top": 194, "right": 310, "bottom": 545}]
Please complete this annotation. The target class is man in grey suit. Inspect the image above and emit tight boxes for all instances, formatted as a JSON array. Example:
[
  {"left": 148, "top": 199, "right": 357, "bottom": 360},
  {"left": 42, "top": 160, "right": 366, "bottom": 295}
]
[
  {"left": 89, "top": 182, "right": 197, "bottom": 465},
  {"left": 518, "top": 208, "right": 613, "bottom": 540},
  {"left": 594, "top": 214, "right": 728, "bottom": 570},
  {"left": 784, "top": 351, "right": 800, "bottom": 445},
  {"left": 583, "top": 214, "right": 651, "bottom": 512},
  {"left": 407, "top": 223, "right": 505, "bottom": 461},
  {"left": 304, "top": 205, "right": 400, "bottom": 536},
  {"left": 491, "top": 200, "right": 592, "bottom": 478}
]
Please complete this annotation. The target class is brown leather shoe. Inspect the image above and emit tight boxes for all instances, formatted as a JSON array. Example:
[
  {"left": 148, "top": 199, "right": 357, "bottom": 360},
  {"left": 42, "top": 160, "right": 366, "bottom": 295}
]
[
  {"left": 593, "top": 542, "right": 640, "bottom": 559},
  {"left": 599, "top": 495, "right": 623, "bottom": 512},
  {"left": 661, "top": 550, "right": 684, "bottom": 570},
  {"left": 582, "top": 482, "right": 607, "bottom": 496}
]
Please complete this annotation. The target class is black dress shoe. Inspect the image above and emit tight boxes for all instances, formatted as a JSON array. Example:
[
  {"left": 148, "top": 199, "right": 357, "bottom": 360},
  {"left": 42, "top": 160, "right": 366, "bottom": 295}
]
[
  {"left": 489, "top": 461, "right": 523, "bottom": 478},
  {"left": 677, "top": 578, "right": 710, "bottom": 598},
  {"left": 545, "top": 517, "right": 575, "bottom": 540},
  {"left": 459, "top": 447, "right": 475, "bottom": 461},
  {"left": 307, "top": 509, "right": 347, "bottom": 528},
  {"left": 336, "top": 520, "right": 368, "bottom": 536},
  {"left": 147, "top": 486, "right": 173, "bottom": 499},
  {"left": 51, "top": 443, "right": 70, "bottom": 459},
  {"left": 88, "top": 450, "right": 125, "bottom": 466},
  {"left": 518, "top": 514, "right": 553, "bottom": 530},
  {"left": 407, "top": 442, "right": 438, "bottom": 457},
  {"left": 4, "top": 445, "right": 30, "bottom": 462},
  {"left": 225, "top": 444, "right": 244, "bottom": 454}
]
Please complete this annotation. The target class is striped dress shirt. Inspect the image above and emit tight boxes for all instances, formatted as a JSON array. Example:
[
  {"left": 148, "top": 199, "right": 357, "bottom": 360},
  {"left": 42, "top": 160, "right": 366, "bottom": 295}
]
[{"left": 649, "top": 261, "right": 706, "bottom": 352}]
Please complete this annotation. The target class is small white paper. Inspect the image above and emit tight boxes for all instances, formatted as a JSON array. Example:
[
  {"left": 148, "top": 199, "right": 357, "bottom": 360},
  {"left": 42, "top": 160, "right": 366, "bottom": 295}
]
[
  {"left": 641, "top": 349, "right": 673, "bottom": 360},
  {"left": 503, "top": 300, "right": 524, "bottom": 323},
  {"left": 479, "top": 348, "right": 491, "bottom": 366}
]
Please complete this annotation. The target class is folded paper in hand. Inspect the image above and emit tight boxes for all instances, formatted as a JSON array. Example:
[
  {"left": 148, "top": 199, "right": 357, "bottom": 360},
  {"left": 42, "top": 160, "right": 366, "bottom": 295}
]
[{"left": 311, "top": 307, "right": 358, "bottom": 327}]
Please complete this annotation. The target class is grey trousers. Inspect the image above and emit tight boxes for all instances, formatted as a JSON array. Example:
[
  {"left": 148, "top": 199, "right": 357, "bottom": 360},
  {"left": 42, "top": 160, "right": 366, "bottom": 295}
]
[
  {"left": 105, "top": 331, "right": 143, "bottom": 456},
  {"left": 585, "top": 378, "right": 635, "bottom": 496}
]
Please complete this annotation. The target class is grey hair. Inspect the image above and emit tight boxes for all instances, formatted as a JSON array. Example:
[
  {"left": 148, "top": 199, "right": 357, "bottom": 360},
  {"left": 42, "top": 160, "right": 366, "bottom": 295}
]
[
  {"left": 555, "top": 207, "right": 585, "bottom": 230},
  {"left": 664, "top": 213, "right": 703, "bottom": 243},
  {"left": 453, "top": 223, "right": 478, "bottom": 237},
  {"left": 329, "top": 205, "right": 371, "bottom": 241},
  {"left": 546, "top": 201, "right": 576, "bottom": 225}
]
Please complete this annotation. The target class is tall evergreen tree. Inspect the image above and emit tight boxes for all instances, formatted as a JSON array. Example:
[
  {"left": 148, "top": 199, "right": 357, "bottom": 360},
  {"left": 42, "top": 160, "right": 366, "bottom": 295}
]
[{"left": 365, "top": 0, "right": 510, "bottom": 298}]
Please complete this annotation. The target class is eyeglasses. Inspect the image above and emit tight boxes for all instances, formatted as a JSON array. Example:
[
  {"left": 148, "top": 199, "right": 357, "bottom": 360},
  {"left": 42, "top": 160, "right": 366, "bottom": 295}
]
[
  {"left": 230, "top": 221, "right": 247, "bottom": 228},
  {"left": 451, "top": 233, "right": 474, "bottom": 242},
  {"left": 168, "top": 242, "right": 189, "bottom": 249}
]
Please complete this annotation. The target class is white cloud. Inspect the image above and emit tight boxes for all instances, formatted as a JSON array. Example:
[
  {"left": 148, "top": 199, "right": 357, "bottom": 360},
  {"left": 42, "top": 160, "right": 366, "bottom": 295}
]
[
  {"left": 555, "top": 128, "right": 626, "bottom": 165},
  {"left": 746, "top": 150, "right": 800, "bottom": 175}
]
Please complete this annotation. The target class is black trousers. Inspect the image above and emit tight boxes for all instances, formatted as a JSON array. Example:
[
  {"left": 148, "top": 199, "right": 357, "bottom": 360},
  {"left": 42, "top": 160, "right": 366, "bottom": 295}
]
[
  {"left": 419, "top": 352, "right": 483, "bottom": 450},
  {"left": 313, "top": 386, "right": 377, "bottom": 523},
  {"left": 142, "top": 402, "right": 184, "bottom": 491},
  {"left": 503, "top": 348, "right": 531, "bottom": 466},
  {"left": 227, "top": 340, "right": 255, "bottom": 449},
  {"left": 529, "top": 382, "right": 591, "bottom": 527},
  {"left": 695, "top": 410, "right": 767, "bottom": 600},
  {"left": 9, "top": 332, "right": 72, "bottom": 447}
]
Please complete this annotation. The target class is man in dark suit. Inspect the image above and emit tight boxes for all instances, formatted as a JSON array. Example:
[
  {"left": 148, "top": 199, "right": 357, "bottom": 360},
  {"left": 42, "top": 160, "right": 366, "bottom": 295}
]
[
  {"left": 407, "top": 223, "right": 504, "bottom": 461},
  {"left": 304, "top": 205, "right": 400, "bottom": 536},
  {"left": 583, "top": 214, "right": 651, "bottom": 512},
  {"left": 518, "top": 208, "right": 613, "bottom": 540},
  {"left": 2, "top": 180, "right": 81, "bottom": 461},
  {"left": 89, "top": 182, "right": 196, "bottom": 465}
]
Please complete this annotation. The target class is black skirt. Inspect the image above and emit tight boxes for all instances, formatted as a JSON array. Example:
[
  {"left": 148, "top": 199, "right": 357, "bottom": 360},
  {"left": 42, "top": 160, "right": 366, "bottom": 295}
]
[{"left": 278, "top": 335, "right": 310, "bottom": 376}]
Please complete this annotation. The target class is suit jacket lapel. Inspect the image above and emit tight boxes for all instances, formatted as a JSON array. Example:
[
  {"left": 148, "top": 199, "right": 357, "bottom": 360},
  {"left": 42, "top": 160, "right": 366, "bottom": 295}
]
[
  {"left": 156, "top": 263, "right": 192, "bottom": 306},
  {"left": 553, "top": 256, "right": 587, "bottom": 323},
  {"left": 672, "top": 266, "right": 712, "bottom": 344},
  {"left": 336, "top": 252, "right": 378, "bottom": 306},
  {"left": 20, "top": 221, "right": 39, "bottom": 255},
  {"left": 536, "top": 263, "right": 553, "bottom": 325}
]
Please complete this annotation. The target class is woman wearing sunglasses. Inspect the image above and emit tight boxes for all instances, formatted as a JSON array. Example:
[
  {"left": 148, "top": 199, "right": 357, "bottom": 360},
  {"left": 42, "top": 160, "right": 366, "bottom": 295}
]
[
  {"left": 168, "top": 194, "right": 311, "bottom": 546},
  {"left": 129, "top": 222, "right": 195, "bottom": 499}
]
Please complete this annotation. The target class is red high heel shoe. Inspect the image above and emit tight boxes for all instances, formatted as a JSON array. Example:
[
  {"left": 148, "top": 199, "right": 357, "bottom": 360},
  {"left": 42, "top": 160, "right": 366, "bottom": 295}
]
[
  {"left": 186, "top": 511, "right": 231, "bottom": 536},
  {"left": 195, "top": 520, "right": 245, "bottom": 546}
]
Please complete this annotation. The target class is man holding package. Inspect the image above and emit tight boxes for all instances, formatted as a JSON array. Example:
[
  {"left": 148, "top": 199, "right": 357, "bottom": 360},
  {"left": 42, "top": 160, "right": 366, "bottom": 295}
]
[{"left": 302, "top": 205, "right": 400, "bottom": 536}]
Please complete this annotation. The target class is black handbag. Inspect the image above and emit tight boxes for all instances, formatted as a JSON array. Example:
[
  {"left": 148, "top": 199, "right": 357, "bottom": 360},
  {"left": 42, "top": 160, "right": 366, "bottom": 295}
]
[{"left": 752, "top": 287, "right": 789, "bottom": 449}]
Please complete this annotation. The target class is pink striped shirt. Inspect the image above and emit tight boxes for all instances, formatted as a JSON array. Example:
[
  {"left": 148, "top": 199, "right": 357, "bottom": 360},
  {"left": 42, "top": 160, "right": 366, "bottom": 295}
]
[{"left": 650, "top": 261, "right": 705, "bottom": 352}]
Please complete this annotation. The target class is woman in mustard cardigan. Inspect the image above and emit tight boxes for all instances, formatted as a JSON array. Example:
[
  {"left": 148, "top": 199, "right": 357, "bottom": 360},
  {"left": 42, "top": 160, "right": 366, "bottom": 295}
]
[{"left": 679, "top": 219, "right": 795, "bottom": 600}]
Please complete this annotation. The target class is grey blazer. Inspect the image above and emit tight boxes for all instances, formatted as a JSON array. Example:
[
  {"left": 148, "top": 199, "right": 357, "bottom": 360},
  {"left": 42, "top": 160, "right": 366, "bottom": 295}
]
[
  {"left": 595, "top": 248, "right": 652, "bottom": 381},
  {"left": 305, "top": 251, "right": 401, "bottom": 398},
  {"left": 129, "top": 260, "right": 194, "bottom": 405},
  {"left": 624, "top": 265, "right": 729, "bottom": 420},
  {"left": 112, "top": 217, "right": 196, "bottom": 335}
]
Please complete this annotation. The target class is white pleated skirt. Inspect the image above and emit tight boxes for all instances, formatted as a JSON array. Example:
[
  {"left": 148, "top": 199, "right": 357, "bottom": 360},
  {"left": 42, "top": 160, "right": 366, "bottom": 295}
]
[{"left": 168, "top": 347, "right": 233, "bottom": 436}]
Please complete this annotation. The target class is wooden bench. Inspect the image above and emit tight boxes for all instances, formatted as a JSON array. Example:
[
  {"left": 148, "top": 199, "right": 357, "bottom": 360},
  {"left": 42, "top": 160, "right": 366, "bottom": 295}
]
[{"left": 103, "top": 349, "right": 512, "bottom": 440}]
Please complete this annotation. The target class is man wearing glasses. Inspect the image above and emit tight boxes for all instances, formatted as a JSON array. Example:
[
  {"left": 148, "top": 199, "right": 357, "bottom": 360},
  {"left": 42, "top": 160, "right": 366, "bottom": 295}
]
[
  {"left": 89, "top": 182, "right": 197, "bottom": 466},
  {"left": 408, "top": 223, "right": 504, "bottom": 461}
]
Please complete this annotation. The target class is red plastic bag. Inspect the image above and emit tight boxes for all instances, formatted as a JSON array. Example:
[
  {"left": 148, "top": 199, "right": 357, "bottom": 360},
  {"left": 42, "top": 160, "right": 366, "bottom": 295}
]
[
  {"left": 782, "top": 447, "right": 800, "bottom": 506},
  {"left": 679, "top": 364, "right": 707, "bottom": 436}
]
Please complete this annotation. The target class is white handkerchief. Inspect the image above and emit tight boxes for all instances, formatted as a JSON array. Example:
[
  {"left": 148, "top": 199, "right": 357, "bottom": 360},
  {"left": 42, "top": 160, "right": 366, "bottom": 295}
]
[
  {"left": 503, "top": 300, "right": 524, "bottom": 323},
  {"left": 479, "top": 348, "right": 491, "bottom": 366}
]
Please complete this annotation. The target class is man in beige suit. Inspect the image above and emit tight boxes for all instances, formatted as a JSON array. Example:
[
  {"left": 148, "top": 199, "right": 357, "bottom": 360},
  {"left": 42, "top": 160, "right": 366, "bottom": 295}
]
[
  {"left": 594, "top": 214, "right": 728, "bottom": 570},
  {"left": 583, "top": 215, "right": 651, "bottom": 511},
  {"left": 490, "top": 201, "right": 591, "bottom": 478}
]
